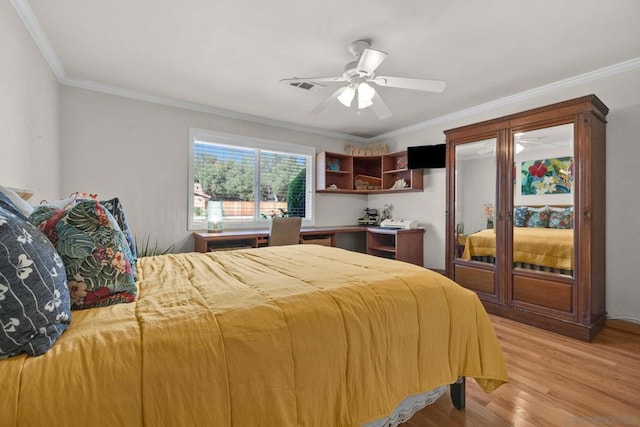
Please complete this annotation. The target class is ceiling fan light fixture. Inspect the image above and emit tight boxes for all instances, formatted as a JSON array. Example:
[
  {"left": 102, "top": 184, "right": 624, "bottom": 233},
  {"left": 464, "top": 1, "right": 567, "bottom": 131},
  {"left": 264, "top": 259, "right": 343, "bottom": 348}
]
[
  {"left": 282, "top": 40, "right": 447, "bottom": 120},
  {"left": 357, "top": 82, "right": 375, "bottom": 109},
  {"left": 337, "top": 85, "right": 356, "bottom": 107}
]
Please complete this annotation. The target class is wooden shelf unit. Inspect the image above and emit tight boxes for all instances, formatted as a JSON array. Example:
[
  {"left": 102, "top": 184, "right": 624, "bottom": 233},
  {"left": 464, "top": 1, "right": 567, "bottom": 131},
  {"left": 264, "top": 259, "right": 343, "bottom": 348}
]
[
  {"left": 316, "top": 151, "right": 423, "bottom": 194},
  {"left": 366, "top": 227, "right": 424, "bottom": 266},
  {"left": 316, "top": 152, "right": 354, "bottom": 191},
  {"left": 382, "top": 151, "right": 423, "bottom": 191}
]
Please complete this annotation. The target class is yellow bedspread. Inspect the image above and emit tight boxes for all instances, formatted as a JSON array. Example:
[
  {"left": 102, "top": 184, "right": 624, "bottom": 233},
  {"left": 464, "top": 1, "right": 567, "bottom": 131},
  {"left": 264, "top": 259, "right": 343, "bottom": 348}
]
[
  {"left": 0, "top": 245, "right": 507, "bottom": 427},
  {"left": 461, "top": 227, "right": 574, "bottom": 270}
]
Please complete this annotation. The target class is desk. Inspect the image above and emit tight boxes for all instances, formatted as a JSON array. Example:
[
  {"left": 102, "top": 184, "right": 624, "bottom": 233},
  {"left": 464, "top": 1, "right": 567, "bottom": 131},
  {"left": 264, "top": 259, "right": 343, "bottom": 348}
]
[
  {"left": 366, "top": 227, "right": 424, "bottom": 266},
  {"left": 193, "top": 226, "right": 366, "bottom": 253}
]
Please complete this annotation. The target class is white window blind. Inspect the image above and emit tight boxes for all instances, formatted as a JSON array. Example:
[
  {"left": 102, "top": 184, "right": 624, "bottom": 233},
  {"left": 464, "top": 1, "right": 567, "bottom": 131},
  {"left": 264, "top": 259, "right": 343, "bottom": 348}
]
[{"left": 189, "top": 129, "right": 314, "bottom": 230}]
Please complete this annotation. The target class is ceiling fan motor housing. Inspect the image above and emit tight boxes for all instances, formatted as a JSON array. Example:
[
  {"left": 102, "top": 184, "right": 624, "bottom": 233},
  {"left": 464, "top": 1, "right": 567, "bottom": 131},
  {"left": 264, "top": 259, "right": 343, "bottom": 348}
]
[
  {"left": 343, "top": 61, "right": 370, "bottom": 80},
  {"left": 348, "top": 40, "right": 370, "bottom": 57}
]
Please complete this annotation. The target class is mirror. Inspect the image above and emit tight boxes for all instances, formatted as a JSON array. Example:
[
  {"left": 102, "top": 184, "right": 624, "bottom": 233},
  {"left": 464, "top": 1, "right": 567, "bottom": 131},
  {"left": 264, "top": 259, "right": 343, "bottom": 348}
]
[
  {"left": 513, "top": 123, "right": 574, "bottom": 277},
  {"left": 454, "top": 138, "right": 497, "bottom": 265}
]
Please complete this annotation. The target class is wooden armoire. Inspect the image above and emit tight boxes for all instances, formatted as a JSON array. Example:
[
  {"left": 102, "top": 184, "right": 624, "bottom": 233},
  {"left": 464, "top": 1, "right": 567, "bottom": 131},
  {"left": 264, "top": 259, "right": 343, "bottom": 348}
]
[{"left": 445, "top": 95, "right": 608, "bottom": 341}]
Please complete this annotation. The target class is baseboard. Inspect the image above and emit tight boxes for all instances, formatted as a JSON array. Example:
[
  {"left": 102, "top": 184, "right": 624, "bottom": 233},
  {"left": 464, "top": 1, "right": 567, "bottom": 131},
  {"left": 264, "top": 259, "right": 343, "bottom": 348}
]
[{"left": 606, "top": 319, "right": 640, "bottom": 336}]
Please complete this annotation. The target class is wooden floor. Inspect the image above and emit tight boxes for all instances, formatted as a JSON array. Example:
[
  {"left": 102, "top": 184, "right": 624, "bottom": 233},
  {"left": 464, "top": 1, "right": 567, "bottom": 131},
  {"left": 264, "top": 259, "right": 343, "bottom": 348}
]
[{"left": 403, "top": 315, "right": 640, "bottom": 426}]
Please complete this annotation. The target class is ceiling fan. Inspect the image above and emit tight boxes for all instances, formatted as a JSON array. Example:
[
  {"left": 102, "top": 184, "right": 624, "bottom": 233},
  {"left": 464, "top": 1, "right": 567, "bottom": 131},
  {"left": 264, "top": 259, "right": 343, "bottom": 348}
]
[{"left": 280, "top": 40, "right": 446, "bottom": 120}]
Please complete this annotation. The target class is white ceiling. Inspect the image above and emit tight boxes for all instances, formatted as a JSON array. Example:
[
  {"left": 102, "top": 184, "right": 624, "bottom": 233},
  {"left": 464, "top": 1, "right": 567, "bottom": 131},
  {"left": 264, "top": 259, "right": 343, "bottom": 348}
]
[{"left": 17, "top": 0, "right": 640, "bottom": 139}]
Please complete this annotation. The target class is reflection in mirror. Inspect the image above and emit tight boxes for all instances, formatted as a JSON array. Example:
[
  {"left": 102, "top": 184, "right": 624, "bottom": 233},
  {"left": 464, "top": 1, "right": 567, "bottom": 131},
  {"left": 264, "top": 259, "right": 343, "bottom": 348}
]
[
  {"left": 513, "top": 123, "right": 574, "bottom": 277},
  {"left": 454, "top": 138, "right": 497, "bottom": 265}
]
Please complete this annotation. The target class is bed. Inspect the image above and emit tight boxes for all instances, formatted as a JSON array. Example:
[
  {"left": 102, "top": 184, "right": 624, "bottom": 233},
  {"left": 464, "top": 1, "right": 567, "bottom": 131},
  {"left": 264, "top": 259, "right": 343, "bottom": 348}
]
[
  {"left": 461, "top": 227, "right": 573, "bottom": 274},
  {"left": 0, "top": 245, "right": 508, "bottom": 426}
]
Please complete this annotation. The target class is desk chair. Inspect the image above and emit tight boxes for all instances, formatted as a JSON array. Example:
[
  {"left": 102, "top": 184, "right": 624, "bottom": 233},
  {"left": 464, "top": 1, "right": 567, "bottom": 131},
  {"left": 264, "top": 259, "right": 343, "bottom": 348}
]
[{"left": 268, "top": 217, "right": 302, "bottom": 246}]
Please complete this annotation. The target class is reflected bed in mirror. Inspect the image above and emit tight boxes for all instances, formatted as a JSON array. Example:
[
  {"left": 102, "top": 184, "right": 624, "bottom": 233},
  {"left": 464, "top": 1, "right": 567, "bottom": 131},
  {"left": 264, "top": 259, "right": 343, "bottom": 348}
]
[{"left": 459, "top": 205, "right": 574, "bottom": 276}]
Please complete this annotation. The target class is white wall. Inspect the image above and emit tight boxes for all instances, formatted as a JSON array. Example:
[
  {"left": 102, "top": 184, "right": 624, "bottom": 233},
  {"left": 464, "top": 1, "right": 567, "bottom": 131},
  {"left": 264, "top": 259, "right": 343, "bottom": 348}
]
[
  {"left": 375, "top": 67, "right": 640, "bottom": 321},
  {"left": 59, "top": 86, "right": 368, "bottom": 253},
  {"left": 0, "top": 2, "right": 60, "bottom": 201},
  {"left": 457, "top": 155, "right": 496, "bottom": 234}
]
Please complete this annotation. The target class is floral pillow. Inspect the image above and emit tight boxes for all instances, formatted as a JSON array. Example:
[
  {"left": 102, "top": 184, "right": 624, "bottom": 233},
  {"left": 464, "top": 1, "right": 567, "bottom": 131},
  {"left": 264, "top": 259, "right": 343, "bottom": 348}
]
[
  {"left": 525, "top": 206, "right": 549, "bottom": 228},
  {"left": 29, "top": 200, "right": 137, "bottom": 309},
  {"left": 100, "top": 198, "right": 137, "bottom": 268},
  {"left": 0, "top": 205, "right": 71, "bottom": 358},
  {"left": 514, "top": 206, "right": 529, "bottom": 227},
  {"left": 549, "top": 207, "right": 574, "bottom": 229}
]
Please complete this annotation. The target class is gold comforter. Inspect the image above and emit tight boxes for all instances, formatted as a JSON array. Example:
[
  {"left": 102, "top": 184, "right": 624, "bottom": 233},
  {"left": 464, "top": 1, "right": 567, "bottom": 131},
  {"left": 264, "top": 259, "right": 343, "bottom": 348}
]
[
  {"left": 1, "top": 245, "right": 507, "bottom": 426},
  {"left": 461, "top": 227, "right": 574, "bottom": 270}
]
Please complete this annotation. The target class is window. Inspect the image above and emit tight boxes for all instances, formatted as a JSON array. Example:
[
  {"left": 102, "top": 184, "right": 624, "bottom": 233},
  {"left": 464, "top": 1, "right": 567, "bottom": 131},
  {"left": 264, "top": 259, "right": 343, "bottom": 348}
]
[{"left": 189, "top": 129, "right": 315, "bottom": 230}]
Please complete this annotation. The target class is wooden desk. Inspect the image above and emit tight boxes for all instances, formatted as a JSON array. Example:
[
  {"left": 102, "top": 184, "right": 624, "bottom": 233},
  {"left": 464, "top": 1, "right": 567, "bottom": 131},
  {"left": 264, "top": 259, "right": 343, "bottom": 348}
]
[
  {"left": 366, "top": 227, "right": 425, "bottom": 266},
  {"left": 193, "top": 226, "right": 366, "bottom": 253}
]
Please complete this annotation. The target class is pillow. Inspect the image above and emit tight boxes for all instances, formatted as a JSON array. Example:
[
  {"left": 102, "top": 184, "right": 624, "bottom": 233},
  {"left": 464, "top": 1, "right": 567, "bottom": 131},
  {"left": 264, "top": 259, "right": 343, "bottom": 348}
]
[
  {"left": 0, "top": 206, "right": 70, "bottom": 358},
  {"left": 0, "top": 185, "right": 34, "bottom": 217},
  {"left": 0, "top": 192, "right": 28, "bottom": 222},
  {"left": 29, "top": 200, "right": 137, "bottom": 309},
  {"left": 39, "top": 193, "right": 78, "bottom": 210},
  {"left": 514, "top": 206, "right": 529, "bottom": 227},
  {"left": 525, "top": 206, "right": 549, "bottom": 228},
  {"left": 548, "top": 207, "right": 574, "bottom": 229},
  {"left": 100, "top": 197, "right": 137, "bottom": 274},
  {"left": 76, "top": 192, "right": 98, "bottom": 201}
]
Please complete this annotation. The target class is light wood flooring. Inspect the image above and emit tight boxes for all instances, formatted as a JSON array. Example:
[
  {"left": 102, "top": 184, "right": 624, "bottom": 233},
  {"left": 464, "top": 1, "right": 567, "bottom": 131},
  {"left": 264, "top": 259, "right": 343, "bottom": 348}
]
[{"left": 404, "top": 315, "right": 640, "bottom": 426}]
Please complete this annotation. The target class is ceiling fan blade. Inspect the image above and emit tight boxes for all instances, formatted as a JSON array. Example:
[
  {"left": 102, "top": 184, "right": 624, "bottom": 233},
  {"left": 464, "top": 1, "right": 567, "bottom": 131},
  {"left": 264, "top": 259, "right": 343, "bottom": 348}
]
[
  {"left": 370, "top": 92, "right": 392, "bottom": 120},
  {"left": 357, "top": 48, "right": 388, "bottom": 75},
  {"left": 372, "top": 76, "right": 446, "bottom": 92},
  {"left": 280, "top": 76, "right": 346, "bottom": 85},
  {"left": 309, "top": 87, "right": 346, "bottom": 115}
]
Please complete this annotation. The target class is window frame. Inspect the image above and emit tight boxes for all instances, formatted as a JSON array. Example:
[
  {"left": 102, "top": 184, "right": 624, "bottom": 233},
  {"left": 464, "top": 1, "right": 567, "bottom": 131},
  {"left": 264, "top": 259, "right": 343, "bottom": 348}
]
[{"left": 188, "top": 128, "right": 315, "bottom": 230}]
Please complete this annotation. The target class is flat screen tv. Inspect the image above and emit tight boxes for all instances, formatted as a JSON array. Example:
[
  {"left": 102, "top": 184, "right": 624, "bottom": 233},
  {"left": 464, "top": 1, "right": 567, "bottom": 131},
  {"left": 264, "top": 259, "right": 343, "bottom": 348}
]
[{"left": 407, "top": 144, "right": 446, "bottom": 169}]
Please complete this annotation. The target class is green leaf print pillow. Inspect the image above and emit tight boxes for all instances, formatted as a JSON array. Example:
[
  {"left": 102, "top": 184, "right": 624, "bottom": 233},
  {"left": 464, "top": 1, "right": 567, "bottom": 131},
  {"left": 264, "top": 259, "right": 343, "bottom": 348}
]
[{"left": 29, "top": 200, "right": 136, "bottom": 309}]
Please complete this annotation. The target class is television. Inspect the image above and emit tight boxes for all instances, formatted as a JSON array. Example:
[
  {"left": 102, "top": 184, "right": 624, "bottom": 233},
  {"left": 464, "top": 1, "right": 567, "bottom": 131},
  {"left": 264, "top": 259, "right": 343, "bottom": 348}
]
[{"left": 407, "top": 144, "right": 446, "bottom": 169}]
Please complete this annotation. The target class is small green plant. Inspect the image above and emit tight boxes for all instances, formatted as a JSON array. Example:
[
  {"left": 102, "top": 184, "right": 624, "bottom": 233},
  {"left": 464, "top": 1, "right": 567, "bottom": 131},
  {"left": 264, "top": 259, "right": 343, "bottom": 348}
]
[
  {"left": 260, "top": 208, "right": 289, "bottom": 219},
  {"left": 135, "top": 234, "right": 175, "bottom": 257}
]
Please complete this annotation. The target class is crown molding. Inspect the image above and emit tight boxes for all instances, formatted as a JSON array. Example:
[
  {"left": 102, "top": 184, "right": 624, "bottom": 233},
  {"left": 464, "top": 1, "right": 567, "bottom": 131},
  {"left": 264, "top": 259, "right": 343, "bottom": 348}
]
[
  {"left": 62, "top": 76, "right": 370, "bottom": 143},
  {"left": 10, "top": 0, "right": 66, "bottom": 81},
  {"left": 372, "top": 56, "right": 640, "bottom": 141},
  {"left": 11, "top": 0, "right": 368, "bottom": 143},
  {"left": 13, "top": 0, "right": 640, "bottom": 144}
]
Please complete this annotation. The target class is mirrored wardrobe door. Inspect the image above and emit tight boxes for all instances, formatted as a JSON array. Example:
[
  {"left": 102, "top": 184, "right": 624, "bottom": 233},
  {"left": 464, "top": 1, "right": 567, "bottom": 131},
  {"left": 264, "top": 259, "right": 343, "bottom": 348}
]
[
  {"left": 454, "top": 138, "right": 497, "bottom": 266},
  {"left": 512, "top": 123, "right": 575, "bottom": 278}
]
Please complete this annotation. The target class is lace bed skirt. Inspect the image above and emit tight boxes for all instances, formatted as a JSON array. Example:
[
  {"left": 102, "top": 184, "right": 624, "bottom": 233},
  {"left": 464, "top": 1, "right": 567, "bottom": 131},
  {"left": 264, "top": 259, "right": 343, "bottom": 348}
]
[{"left": 362, "top": 385, "right": 448, "bottom": 427}]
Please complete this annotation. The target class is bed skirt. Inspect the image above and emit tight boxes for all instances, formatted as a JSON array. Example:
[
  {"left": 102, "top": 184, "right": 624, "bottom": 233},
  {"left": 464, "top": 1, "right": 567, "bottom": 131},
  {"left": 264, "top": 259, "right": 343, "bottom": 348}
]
[
  {"left": 362, "top": 385, "right": 447, "bottom": 427},
  {"left": 471, "top": 255, "right": 573, "bottom": 275}
]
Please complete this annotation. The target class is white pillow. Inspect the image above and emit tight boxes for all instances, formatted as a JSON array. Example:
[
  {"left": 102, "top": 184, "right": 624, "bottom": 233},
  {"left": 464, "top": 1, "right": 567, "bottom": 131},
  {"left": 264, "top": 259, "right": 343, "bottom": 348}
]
[
  {"left": 0, "top": 185, "right": 35, "bottom": 216},
  {"left": 39, "top": 192, "right": 78, "bottom": 210}
]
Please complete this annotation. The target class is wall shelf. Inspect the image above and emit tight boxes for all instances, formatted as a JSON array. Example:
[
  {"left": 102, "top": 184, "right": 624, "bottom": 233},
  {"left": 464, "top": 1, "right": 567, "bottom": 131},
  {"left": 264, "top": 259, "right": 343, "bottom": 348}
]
[{"left": 316, "top": 151, "right": 423, "bottom": 194}]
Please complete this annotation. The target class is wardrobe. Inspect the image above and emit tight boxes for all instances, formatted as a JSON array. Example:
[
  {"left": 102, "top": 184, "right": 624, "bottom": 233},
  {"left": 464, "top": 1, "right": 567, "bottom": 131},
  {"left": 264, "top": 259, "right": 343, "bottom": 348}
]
[{"left": 445, "top": 95, "right": 608, "bottom": 341}]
